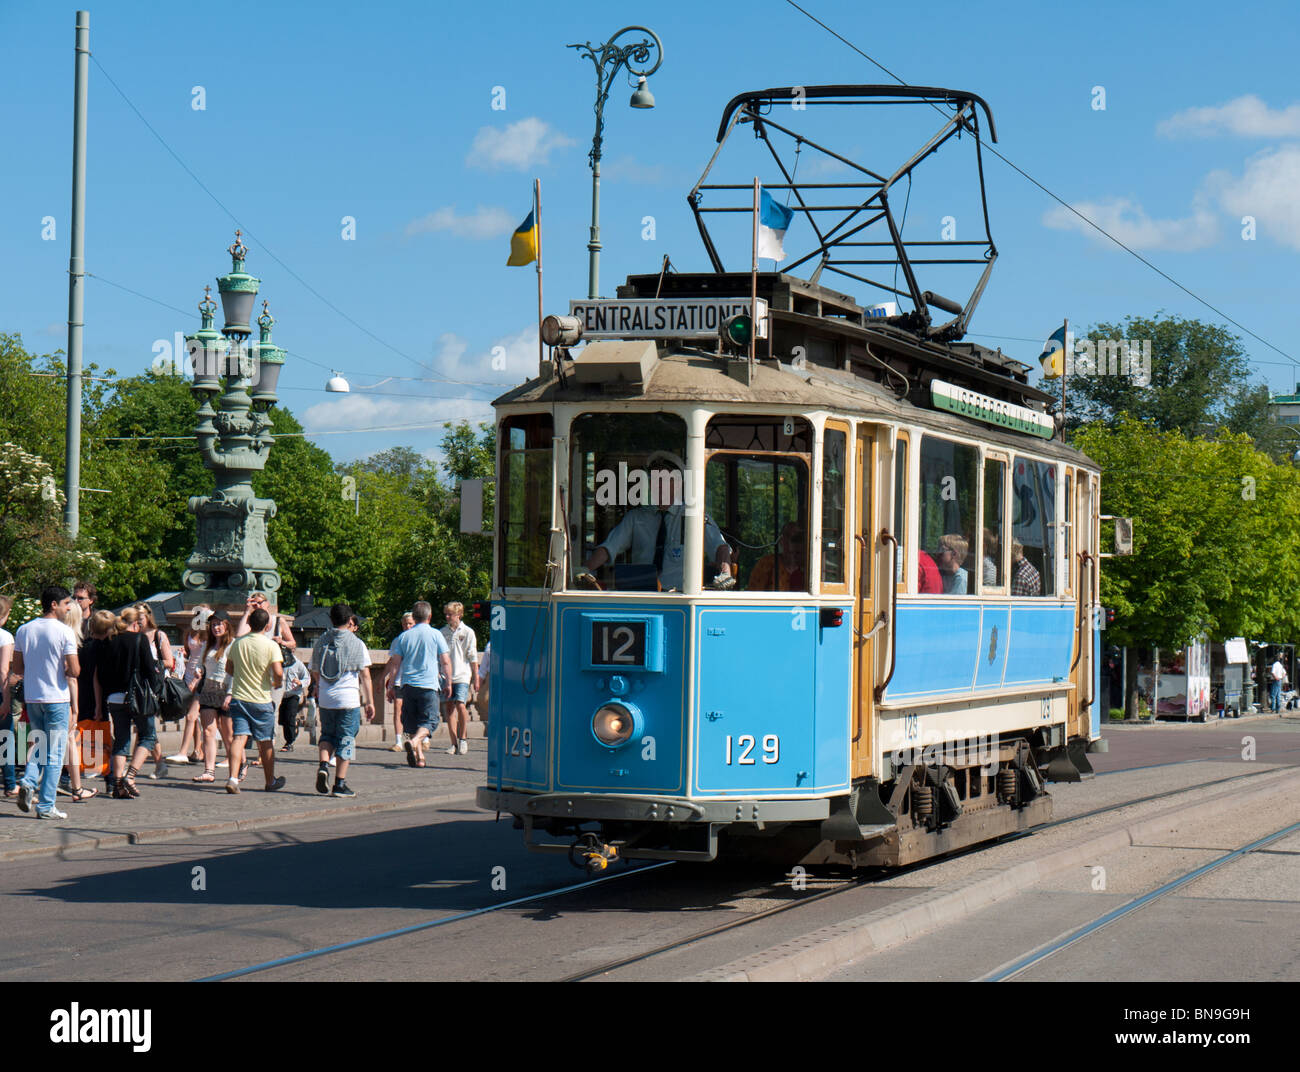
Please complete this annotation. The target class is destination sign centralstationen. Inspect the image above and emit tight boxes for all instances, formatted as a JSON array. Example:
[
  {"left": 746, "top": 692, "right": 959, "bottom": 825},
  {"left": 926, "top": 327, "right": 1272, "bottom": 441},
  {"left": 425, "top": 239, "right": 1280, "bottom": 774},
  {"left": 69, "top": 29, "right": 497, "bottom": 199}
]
[{"left": 570, "top": 298, "right": 770, "bottom": 340}]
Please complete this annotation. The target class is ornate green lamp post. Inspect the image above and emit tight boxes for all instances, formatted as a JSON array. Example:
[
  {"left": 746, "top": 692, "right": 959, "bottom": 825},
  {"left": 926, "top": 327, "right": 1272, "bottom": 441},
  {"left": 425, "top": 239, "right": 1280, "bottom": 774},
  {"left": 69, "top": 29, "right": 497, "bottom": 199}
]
[
  {"left": 181, "top": 232, "right": 284, "bottom": 616},
  {"left": 568, "top": 25, "right": 663, "bottom": 299}
]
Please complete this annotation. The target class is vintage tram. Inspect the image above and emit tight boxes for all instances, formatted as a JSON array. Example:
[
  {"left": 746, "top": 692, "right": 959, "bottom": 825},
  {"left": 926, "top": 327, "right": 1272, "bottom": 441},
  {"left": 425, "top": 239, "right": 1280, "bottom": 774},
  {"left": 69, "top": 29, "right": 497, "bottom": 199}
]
[{"left": 476, "top": 86, "right": 1105, "bottom": 870}]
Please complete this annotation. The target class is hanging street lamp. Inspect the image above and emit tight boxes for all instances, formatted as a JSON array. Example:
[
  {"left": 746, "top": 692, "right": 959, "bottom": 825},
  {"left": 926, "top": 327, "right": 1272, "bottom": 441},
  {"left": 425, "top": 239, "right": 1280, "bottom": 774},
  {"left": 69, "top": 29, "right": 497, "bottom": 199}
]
[{"left": 568, "top": 25, "right": 663, "bottom": 300}]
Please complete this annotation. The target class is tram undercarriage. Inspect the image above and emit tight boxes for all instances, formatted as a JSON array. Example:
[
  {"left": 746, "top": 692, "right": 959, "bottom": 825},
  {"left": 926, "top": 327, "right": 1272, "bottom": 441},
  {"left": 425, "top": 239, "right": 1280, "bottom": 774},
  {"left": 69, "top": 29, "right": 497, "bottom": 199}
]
[{"left": 484, "top": 733, "right": 1090, "bottom": 872}]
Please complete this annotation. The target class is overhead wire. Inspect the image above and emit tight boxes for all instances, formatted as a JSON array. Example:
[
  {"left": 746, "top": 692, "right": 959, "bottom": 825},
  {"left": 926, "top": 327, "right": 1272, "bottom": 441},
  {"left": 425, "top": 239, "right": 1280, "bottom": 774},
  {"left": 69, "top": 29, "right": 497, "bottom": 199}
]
[
  {"left": 782, "top": 0, "right": 1297, "bottom": 367},
  {"left": 89, "top": 54, "right": 466, "bottom": 382}
]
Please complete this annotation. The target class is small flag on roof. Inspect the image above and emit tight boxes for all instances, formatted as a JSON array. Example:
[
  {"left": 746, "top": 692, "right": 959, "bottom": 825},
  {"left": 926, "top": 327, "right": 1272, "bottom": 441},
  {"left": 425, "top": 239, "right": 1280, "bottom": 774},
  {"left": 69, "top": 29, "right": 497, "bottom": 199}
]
[
  {"left": 757, "top": 187, "right": 795, "bottom": 262},
  {"left": 507, "top": 208, "right": 537, "bottom": 267},
  {"left": 1038, "top": 324, "right": 1067, "bottom": 378}
]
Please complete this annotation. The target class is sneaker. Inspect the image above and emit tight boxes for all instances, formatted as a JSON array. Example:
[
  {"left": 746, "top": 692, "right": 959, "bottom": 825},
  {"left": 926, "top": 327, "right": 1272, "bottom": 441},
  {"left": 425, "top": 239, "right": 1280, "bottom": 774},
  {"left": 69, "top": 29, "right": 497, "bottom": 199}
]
[
  {"left": 36, "top": 807, "right": 68, "bottom": 820},
  {"left": 265, "top": 776, "right": 286, "bottom": 792},
  {"left": 17, "top": 785, "right": 33, "bottom": 813},
  {"left": 154, "top": 759, "right": 169, "bottom": 780},
  {"left": 216, "top": 760, "right": 229, "bottom": 769},
  {"left": 446, "top": 745, "right": 458, "bottom": 755},
  {"left": 458, "top": 738, "right": 469, "bottom": 755},
  {"left": 164, "top": 753, "right": 190, "bottom": 764},
  {"left": 316, "top": 767, "right": 330, "bottom": 795},
  {"left": 331, "top": 782, "right": 356, "bottom": 798},
  {"left": 328, "top": 755, "right": 336, "bottom": 767},
  {"left": 389, "top": 739, "right": 405, "bottom": 752},
  {"left": 225, "top": 778, "right": 240, "bottom": 794}
]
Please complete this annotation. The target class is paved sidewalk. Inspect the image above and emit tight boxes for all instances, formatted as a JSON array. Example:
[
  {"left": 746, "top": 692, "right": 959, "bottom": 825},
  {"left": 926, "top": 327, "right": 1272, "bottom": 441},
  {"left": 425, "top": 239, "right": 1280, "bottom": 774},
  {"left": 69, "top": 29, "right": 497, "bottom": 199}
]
[{"left": 0, "top": 725, "right": 485, "bottom": 861}]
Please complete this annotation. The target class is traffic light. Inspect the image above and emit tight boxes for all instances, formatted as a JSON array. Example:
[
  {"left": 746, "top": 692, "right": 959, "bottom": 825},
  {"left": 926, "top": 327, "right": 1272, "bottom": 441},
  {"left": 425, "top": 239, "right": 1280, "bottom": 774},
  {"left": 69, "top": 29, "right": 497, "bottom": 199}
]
[
  {"left": 471, "top": 600, "right": 491, "bottom": 621},
  {"left": 720, "top": 313, "right": 755, "bottom": 352}
]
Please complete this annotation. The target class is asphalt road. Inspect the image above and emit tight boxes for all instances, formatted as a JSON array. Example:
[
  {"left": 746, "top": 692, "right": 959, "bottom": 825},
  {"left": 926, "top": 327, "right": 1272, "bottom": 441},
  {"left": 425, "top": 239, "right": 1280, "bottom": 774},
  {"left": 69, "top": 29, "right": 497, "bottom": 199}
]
[{"left": 2, "top": 718, "right": 1296, "bottom": 982}]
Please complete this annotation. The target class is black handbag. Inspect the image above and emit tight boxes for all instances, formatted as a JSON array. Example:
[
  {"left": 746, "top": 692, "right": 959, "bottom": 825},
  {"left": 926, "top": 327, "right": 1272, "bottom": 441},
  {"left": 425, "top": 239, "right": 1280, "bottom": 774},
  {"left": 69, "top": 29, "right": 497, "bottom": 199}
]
[
  {"left": 125, "top": 635, "right": 159, "bottom": 720},
  {"left": 158, "top": 675, "right": 192, "bottom": 721}
]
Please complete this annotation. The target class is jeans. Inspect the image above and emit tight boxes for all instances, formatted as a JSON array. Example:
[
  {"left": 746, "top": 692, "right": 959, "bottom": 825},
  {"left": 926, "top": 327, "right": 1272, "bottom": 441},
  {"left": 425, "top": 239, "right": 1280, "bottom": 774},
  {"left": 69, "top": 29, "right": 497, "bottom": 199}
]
[
  {"left": 1270, "top": 681, "right": 1282, "bottom": 712},
  {"left": 21, "top": 702, "right": 69, "bottom": 815},
  {"left": 109, "top": 701, "right": 158, "bottom": 757},
  {"left": 319, "top": 706, "right": 361, "bottom": 761},
  {"left": 0, "top": 711, "right": 15, "bottom": 791}
]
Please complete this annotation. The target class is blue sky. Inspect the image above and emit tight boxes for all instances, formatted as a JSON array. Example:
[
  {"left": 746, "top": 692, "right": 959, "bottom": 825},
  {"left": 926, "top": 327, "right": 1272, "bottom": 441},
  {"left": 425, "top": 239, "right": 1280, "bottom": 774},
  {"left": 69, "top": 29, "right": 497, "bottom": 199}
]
[{"left": 3, "top": 0, "right": 1299, "bottom": 465}]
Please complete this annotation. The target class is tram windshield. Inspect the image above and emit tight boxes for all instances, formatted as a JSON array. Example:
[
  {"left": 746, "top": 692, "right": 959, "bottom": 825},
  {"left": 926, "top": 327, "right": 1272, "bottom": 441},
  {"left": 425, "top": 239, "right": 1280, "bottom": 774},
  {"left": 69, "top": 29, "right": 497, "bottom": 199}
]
[
  {"left": 571, "top": 412, "right": 700, "bottom": 592},
  {"left": 499, "top": 413, "right": 554, "bottom": 588},
  {"left": 705, "top": 416, "right": 812, "bottom": 592}
]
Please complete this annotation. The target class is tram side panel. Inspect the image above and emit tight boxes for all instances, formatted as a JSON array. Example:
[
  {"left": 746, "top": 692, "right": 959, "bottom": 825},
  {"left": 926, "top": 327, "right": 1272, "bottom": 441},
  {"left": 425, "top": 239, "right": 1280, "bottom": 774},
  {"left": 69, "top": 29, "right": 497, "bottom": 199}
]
[
  {"left": 489, "top": 599, "right": 552, "bottom": 794},
  {"left": 692, "top": 603, "right": 851, "bottom": 798}
]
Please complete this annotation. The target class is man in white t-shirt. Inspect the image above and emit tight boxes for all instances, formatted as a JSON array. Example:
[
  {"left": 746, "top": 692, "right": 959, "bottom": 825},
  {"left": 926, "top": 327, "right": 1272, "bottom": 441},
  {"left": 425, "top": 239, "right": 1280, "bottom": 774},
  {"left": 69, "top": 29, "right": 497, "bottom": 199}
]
[
  {"left": 440, "top": 602, "right": 480, "bottom": 756},
  {"left": 13, "top": 586, "right": 80, "bottom": 819},
  {"left": 1269, "top": 656, "right": 1287, "bottom": 713}
]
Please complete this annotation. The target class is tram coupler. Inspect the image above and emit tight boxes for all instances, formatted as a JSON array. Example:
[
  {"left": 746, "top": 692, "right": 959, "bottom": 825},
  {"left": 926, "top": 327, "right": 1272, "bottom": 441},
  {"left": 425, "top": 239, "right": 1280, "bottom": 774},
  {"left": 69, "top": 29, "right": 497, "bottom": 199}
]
[{"left": 569, "top": 832, "right": 620, "bottom": 874}]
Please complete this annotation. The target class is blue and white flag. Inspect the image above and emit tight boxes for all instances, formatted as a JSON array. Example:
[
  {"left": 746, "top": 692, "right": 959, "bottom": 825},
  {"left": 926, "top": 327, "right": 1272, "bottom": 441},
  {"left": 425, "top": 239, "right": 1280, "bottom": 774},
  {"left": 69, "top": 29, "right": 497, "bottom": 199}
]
[{"left": 757, "top": 187, "right": 795, "bottom": 262}]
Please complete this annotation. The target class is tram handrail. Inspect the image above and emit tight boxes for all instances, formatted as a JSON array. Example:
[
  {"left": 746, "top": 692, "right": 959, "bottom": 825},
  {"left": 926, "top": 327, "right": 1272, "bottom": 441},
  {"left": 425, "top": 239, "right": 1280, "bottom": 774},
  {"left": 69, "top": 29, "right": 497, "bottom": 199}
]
[
  {"left": 1070, "top": 550, "right": 1091, "bottom": 673},
  {"left": 873, "top": 529, "right": 899, "bottom": 703}
]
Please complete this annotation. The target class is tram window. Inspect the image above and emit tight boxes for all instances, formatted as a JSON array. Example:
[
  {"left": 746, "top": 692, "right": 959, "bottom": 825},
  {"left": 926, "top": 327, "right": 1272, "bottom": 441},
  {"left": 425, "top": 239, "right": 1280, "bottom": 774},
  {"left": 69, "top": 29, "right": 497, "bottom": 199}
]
[
  {"left": 570, "top": 412, "right": 695, "bottom": 592},
  {"left": 982, "top": 458, "right": 1006, "bottom": 589},
  {"left": 919, "top": 435, "right": 978, "bottom": 595},
  {"left": 499, "top": 414, "right": 553, "bottom": 588},
  {"left": 706, "top": 452, "right": 809, "bottom": 591},
  {"left": 821, "top": 428, "right": 847, "bottom": 586},
  {"left": 704, "top": 415, "right": 812, "bottom": 453},
  {"left": 1011, "top": 456, "right": 1057, "bottom": 597}
]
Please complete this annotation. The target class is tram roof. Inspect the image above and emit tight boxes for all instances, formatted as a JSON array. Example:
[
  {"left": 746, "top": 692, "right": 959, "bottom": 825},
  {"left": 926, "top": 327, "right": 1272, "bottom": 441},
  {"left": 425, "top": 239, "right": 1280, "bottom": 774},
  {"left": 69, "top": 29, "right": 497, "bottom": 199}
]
[{"left": 493, "top": 348, "right": 1095, "bottom": 469}]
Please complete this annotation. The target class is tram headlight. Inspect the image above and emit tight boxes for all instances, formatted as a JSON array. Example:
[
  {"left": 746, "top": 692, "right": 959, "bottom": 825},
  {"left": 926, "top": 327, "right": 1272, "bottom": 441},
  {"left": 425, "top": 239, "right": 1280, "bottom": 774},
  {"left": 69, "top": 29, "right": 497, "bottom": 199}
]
[{"left": 592, "top": 701, "right": 642, "bottom": 747}]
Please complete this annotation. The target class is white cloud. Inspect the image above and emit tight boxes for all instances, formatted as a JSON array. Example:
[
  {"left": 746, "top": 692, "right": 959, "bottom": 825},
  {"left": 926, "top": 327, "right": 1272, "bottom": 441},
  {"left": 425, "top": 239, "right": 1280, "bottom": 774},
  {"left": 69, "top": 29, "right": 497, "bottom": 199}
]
[
  {"left": 1158, "top": 95, "right": 1300, "bottom": 138},
  {"left": 1041, "top": 196, "right": 1219, "bottom": 252},
  {"left": 600, "top": 155, "right": 668, "bottom": 184},
  {"left": 466, "top": 118, "right": 576, "bottom": 171},
  {"left": 1209, "top": 143, "right": 1300, "bottom": 250},
  {"left": 404, "top": 205, "right": 515, "bottom": 240},
  {"left": 299, "top": 392, "right": 492, "bottom": 436}
]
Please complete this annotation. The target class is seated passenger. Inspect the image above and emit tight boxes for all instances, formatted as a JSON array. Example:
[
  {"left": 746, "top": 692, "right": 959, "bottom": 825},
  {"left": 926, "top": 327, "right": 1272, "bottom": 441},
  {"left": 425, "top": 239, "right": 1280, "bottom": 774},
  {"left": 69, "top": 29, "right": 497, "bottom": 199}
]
[
  {"left": 982, "top": 528, "right": 1000, "bottom": 586},
  {"left": 917, "top": 550, "right": 942, "bottom": 593},
  {"left": 1010, "top": 538, "right": 1042, "bottom": 596},
  {"left": 936, "top": 533, "right": 970, "bottom": 595},
  {"left": 747, "top": 522, "right": 806, "bottom": 591},
  {"left": 576, "top": 457, "right": 733, "bottom": 592}
]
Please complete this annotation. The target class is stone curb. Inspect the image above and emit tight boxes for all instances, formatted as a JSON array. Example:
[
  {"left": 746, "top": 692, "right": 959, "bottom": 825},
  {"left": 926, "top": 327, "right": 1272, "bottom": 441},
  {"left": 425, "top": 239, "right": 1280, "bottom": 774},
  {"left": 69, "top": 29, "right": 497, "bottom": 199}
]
[
  {"left": 692, "top": 765, "right": 1300, "bottom": 982},
  {"left": 0, "top": 792, "right": 478, "bottom": 862},
  {"left": 1105, "top": 711, "right": 1286, "bottom": 729}
]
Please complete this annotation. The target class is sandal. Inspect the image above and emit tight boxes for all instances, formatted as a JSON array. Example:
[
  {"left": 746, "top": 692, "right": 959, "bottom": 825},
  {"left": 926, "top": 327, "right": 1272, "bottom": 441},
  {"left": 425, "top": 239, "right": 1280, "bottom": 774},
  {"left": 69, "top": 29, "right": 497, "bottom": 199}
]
[
  {"left": 3, "top": 788, "right": 17, "bottom": 799},
  {"left": 192, "top": 770, "right": 216, "bottom": 783},
  {"left": 70, "top": 786, "right": 98, "bottom": 802}
]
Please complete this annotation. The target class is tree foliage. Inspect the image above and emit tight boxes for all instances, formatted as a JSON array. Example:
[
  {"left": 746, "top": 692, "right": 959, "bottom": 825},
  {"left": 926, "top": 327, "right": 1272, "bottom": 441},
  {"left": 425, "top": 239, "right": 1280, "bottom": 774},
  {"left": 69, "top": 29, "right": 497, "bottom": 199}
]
[
  {"left": 0, "top": 333, "right": 495, "bottom": 642},
  {"left": 1062, "top": 314, "right": 1290, "bottom": 459},
  {"left": 1074, "top": 417, "right": 1300, "bottom": 650}
]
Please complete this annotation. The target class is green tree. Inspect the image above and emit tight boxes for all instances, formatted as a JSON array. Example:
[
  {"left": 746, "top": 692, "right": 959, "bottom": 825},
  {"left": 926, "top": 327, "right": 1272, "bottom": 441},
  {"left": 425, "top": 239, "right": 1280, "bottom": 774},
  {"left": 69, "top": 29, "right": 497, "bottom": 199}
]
[
  {"left": 1060, "top": 314, "right": 1288, "bottom": 457},
  {"left": 1074, "top": 417, "right": 1300, "bottom": 710}
]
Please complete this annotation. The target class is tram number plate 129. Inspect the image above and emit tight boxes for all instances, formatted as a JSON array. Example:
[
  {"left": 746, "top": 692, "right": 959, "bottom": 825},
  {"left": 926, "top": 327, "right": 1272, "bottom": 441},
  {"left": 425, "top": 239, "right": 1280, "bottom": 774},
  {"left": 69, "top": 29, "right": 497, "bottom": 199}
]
[{"left": 591, "top": 621, "right": 647, "bottom": 666}]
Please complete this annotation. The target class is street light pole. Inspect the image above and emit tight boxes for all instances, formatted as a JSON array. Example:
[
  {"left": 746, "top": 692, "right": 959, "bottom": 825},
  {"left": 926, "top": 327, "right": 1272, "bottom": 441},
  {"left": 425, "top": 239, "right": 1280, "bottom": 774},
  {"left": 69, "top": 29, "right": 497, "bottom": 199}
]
[
  {"left": 568, "top": 26, "right": 663, "bottom": 300},
  {"left": 64, "top": 10, "right": 89, "bottom": 538}
]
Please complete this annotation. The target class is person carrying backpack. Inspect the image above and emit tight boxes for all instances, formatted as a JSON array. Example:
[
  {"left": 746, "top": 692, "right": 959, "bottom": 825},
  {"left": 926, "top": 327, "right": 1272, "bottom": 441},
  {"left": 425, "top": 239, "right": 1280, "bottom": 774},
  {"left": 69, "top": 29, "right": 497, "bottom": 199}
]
[{"left": 308, "top": 603, "right": 373, "bottom": 796}]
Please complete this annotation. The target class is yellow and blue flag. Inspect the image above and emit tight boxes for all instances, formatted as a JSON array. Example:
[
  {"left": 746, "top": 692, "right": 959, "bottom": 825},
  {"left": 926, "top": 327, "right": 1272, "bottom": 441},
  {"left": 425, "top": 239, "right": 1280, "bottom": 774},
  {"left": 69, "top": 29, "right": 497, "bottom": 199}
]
[
  {"left": 1038, "top": 324, "right": 1066, "bottom": 378},
  {"left": 507, "top": 208, "right": 537, "bottom": 267}
]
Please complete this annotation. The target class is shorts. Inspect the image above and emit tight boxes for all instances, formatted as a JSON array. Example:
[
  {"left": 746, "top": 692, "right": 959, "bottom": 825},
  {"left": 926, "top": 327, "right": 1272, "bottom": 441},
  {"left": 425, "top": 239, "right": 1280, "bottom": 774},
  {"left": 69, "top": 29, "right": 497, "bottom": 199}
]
[
  {"left": 227, "top": 699, "right": 276, "bottom": 742},
  {"left": 447, "top": 682, "right": 470, "bottom": 704},
  {"left": 319, "top": 707, "right": 361, "bottom": 761},
  {"left": 400, "top": 685, "right": 440, "bottom": 736},
  {"left": 108, "top": 702, "right": 158, "bottom": 757}
]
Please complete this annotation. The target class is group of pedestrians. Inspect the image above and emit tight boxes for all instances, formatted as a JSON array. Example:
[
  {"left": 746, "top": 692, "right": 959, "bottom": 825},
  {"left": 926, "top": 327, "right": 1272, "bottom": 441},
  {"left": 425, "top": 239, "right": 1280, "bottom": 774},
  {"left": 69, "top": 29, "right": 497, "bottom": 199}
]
[{"left": 1, "top": 586, "right": 485, "bottom": 820}]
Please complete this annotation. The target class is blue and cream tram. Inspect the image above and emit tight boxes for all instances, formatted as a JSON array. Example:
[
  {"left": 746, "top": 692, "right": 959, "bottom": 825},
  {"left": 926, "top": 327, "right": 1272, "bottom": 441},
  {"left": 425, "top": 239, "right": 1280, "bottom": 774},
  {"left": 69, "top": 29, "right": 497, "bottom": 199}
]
[{"left": 477, "top": 86, "right": 1105, "bottom": 870}]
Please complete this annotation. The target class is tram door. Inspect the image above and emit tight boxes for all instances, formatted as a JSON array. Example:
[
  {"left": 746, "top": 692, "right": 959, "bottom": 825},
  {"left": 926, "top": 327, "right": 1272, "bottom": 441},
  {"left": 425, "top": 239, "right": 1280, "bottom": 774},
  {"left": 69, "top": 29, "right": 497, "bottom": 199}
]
[
  {"left": 851, "top": 427, "right": 876, "bottom": 779},
  {"left": 1066, "top": 468, "right": 1097, "bottom": 739}
]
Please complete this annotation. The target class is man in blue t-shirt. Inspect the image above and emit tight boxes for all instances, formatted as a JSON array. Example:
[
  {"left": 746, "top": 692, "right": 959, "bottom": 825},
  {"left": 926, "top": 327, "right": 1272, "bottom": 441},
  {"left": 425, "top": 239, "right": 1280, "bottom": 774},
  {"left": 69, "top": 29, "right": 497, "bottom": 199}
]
[{"left": 383, "top": 601, "right": 451, "bottom": 768}]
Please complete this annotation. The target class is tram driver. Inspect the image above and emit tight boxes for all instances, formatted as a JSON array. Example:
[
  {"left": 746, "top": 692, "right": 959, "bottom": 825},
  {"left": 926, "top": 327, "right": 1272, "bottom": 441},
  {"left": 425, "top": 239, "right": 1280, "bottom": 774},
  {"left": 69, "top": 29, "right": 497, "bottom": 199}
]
[{"left": 575, "top": 454, "right": 734, "bottom": 592}]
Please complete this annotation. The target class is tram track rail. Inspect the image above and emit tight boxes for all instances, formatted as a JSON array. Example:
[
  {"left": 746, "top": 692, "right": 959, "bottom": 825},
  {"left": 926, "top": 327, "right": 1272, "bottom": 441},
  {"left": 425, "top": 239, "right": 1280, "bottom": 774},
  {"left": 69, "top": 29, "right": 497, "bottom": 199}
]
[{"left": 196, "top": 759, "right": 1295, "bottom": 981}]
